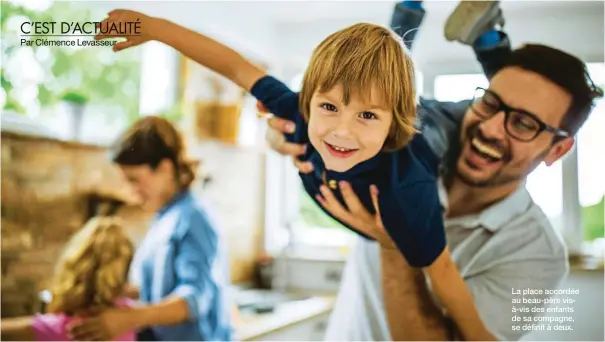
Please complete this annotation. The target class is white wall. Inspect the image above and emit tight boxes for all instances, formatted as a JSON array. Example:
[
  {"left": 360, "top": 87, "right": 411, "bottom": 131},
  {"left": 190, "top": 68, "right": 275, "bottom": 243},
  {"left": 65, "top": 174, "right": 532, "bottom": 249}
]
[{"left": 521, "top": 270, "right": 604, "bottom": 341}]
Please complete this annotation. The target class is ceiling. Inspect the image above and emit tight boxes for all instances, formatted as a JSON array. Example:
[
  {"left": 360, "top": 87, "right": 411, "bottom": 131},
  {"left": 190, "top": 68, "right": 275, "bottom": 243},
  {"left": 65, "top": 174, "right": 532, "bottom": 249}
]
[
  {"left": 259, "top": 0, "right": 600, "bottom": 23},
  {"left": 272, "top": 1, "right": 604, "bottom": 69},
  {"left": 80, "top": 1, "right": 604, "bottom": 69},
  {"left": 82, "top": 0, "right": 603, "bottom": 26}
]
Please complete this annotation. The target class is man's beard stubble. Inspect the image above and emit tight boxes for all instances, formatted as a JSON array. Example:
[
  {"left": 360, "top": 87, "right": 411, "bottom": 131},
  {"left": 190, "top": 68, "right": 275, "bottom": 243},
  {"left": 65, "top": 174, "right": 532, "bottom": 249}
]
[{"left": 450, "top": 122, "right": 547, "bottom": 188}]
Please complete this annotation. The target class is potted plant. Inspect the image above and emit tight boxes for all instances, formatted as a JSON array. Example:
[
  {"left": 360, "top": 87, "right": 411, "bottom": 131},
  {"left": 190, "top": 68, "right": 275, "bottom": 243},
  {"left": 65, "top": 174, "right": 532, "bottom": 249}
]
[{"left": 60, "top": 90, "right": 88, "bottom": 141}]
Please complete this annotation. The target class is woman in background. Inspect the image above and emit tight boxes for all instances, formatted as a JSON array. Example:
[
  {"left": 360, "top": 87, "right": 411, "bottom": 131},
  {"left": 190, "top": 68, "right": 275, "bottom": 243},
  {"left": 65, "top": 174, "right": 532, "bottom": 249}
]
[
  {"left": 68, "top": 116, "right": 233, "bottom": 341},
  {"left": 1, "top": 217, "right": 136, "bottom": 341}
]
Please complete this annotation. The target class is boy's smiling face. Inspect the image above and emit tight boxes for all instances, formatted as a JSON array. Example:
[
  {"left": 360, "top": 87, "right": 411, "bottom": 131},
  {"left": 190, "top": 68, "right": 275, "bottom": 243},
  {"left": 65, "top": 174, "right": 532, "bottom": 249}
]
[{"left": 308, "top": 84, "right": 393, "bottom": 172}]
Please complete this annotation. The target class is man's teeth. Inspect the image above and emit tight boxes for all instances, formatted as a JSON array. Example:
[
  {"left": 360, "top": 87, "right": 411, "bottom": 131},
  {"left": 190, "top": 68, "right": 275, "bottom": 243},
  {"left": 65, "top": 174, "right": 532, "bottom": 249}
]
[{"left": 472, "top": 137, "right": 503, "bottom": 159}]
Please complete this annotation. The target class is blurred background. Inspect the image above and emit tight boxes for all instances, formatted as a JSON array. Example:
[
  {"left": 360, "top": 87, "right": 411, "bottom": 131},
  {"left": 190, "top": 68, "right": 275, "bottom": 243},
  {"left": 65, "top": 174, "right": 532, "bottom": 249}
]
[{"left": 1, "top": 0, "right": 603, "bottom": 340}]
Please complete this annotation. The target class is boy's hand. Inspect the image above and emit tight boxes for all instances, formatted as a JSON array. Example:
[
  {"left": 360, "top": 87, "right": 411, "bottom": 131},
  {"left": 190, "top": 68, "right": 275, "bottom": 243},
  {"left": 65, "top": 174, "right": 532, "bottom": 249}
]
[
  {"left": 316, "top": 182, "right": 396, "bottom": 250},
  {"left": 95, "top": 9, "right": 158, "bottom": 52}
]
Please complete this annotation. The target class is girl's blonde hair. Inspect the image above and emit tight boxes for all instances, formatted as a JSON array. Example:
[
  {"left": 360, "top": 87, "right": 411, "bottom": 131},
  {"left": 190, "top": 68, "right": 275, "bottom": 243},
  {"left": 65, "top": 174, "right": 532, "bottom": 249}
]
[
  {"left": 47, "top": 217, "right": 134, "bottom": 315},
  {"left": 300, "top": 22, "right": 418, "bottom": 152}
]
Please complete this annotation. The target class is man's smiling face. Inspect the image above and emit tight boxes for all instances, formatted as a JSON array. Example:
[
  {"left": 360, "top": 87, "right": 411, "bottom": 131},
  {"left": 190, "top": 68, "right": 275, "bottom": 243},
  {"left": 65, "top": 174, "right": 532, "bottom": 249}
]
[{"left": 456, "top": 67, "right": 574, "bottom": 187}]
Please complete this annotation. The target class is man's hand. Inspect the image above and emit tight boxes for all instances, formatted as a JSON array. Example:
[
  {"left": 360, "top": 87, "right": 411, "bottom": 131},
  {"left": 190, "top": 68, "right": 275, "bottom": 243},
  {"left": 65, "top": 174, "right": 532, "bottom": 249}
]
[
  {"left": 259, "top": 101, "right": 313, "bottom": 173},
  {"left": 316, "top": 181, "right": 396, "bottom": 249},
  {"left": 67, "top": 307, "right": 137, "bottom": 341},
  {"left": 95, "top": 9, "right": 158, "bottom": 52}
]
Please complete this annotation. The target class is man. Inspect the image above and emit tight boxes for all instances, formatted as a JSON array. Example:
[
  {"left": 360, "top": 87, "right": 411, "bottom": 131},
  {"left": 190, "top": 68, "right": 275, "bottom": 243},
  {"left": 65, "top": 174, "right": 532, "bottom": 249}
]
[{"left": 264, "top": 1, "right": 602, "bottom": 340}]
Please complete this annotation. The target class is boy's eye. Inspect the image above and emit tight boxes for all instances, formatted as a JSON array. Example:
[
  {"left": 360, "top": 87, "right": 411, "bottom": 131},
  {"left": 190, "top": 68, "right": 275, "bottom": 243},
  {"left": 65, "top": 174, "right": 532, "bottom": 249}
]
[
  {"left": 360, "top": 112, "right": 377, "bottom": 120},
  {"left": 321, "top": 103, "right": 337, "bottom": 112}
]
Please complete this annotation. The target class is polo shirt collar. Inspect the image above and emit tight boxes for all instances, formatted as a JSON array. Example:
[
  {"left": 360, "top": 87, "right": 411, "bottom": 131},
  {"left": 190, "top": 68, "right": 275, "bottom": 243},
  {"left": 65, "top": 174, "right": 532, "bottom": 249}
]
[{"left": 438, "top": 178, "right": 533, "bottom": 232}]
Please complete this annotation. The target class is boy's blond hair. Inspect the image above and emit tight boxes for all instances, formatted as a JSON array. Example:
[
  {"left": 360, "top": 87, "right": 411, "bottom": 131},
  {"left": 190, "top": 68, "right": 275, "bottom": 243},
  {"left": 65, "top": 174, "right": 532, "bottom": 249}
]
[
  {"left": 299, "top": 23, "right": 418, "bottom": 152},
  {"left": 47, "top": 217, "right": 134, "bottom": 315}
]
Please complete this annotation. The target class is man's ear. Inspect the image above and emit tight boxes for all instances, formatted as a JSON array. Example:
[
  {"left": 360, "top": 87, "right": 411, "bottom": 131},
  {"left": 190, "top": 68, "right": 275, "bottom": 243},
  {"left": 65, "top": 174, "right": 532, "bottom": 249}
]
[{"left": 544, "top": 137, "right": 574, "bottom": 166}]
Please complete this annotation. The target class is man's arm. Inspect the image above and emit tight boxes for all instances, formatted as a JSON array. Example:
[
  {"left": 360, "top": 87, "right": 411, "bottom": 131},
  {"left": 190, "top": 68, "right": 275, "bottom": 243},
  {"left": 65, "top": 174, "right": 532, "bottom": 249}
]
[
  {"left": 381, "top": 247, "right": 449, "bottom": 340},
  {"left": 380, "top": 188, "right": 494, "bottom": 340},
  {"left": 382, "top": 247, "right": 567, "bottom": 341},
  {"left": 424, "top": 248, "right": 496, "bottom": 341}
]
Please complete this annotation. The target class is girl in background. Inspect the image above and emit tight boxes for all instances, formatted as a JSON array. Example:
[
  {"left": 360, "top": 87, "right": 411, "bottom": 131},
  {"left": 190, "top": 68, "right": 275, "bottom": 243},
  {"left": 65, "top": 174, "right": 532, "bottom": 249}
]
[{"left": 1, "top": 217, "right": 136, "bottom": 341}]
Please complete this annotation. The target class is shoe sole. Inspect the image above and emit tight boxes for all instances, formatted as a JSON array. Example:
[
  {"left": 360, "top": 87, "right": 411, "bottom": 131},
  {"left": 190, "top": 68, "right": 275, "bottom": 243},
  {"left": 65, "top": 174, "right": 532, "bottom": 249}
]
[{"left": 444, "top": 1, "right": 501, "bottom": 44}]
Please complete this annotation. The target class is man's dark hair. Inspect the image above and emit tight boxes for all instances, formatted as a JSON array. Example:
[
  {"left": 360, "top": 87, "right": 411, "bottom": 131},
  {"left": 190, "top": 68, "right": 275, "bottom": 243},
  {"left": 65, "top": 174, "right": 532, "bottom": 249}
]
[{"left": 503, "top": 44, "right": 603, "bottom": 136}]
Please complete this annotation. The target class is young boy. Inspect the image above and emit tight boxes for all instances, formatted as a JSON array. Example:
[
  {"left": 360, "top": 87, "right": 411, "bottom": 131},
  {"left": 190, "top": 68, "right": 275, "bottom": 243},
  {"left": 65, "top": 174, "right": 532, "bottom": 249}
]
[{"left": 96, "top": 10, "right": 493, "bottom": 340}]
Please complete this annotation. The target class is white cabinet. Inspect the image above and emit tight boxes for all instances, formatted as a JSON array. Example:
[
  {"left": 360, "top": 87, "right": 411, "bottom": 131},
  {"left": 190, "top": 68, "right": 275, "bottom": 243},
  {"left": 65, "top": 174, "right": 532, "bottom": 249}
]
[
  {"left": 276, "top": 258, "right": 346, "bottom": 294},
  {"left": 237, "top": 297, "right": 335, "bottom": 341},
  {"left": 248, "top": 312, "right": 330, "bottom": 341}
]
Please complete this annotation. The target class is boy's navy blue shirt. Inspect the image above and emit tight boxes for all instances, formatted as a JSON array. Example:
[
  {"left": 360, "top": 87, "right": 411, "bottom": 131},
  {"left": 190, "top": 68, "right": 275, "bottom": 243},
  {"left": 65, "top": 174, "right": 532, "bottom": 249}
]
[{"left": 251, "top": 75, "right": 445, "bottom": 268}]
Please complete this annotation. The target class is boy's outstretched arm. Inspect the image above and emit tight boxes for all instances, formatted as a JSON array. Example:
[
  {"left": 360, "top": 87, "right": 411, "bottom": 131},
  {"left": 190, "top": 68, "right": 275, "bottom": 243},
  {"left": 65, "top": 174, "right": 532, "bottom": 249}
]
[{"left": 96, "top": 9, "right": 266, "bottom": 91}]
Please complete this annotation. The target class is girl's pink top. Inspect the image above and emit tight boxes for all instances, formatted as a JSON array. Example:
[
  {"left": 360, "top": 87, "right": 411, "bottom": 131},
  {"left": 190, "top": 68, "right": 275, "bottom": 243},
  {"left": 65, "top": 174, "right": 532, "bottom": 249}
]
[{"left": 31, "top": 298, "right": 136, "bottom": 341}]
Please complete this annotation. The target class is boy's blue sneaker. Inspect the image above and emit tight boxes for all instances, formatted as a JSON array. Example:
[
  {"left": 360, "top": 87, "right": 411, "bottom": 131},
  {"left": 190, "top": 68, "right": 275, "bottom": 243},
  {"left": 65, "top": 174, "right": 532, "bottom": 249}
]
[{"left": 444, "top": 1, "right": 505, "bottom": 46}]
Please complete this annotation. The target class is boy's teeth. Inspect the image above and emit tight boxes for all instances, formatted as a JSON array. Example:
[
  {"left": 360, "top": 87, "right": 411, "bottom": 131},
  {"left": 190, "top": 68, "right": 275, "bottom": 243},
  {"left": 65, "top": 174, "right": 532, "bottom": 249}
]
[
  {"left": 331, "top": 144, "right": 352, "bottom": 152},
  {"left": 472, "top": 137, "right": 503, "bottom": 159}
]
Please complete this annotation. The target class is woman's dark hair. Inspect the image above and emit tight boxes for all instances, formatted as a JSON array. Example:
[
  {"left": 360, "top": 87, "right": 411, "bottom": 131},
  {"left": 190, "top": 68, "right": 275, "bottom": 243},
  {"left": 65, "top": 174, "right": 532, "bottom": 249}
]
[
  {"left": 503, "top": 44, "right": 603, "bottom": 136},
  {"left": 110, "top": 116, "right": 197, "bottom": 188}
]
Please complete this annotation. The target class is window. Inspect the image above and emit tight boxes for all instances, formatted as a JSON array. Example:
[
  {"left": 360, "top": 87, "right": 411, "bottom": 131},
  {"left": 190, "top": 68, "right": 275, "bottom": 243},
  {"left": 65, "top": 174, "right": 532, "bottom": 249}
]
[
  {"left": 434, "top": 74, "right": 488, "bottom": 102},
  {"left": 1, "top": 1, "right": 141, "bottom": 144},
  {"left": 286, "top": 73, "right": 355, "bottom": 248},
  {"left": 139, "top": 42, "right": 178, "bottom": 116},
  {"left": 578, "top": 64, "right": 604, "bottom": 247}
]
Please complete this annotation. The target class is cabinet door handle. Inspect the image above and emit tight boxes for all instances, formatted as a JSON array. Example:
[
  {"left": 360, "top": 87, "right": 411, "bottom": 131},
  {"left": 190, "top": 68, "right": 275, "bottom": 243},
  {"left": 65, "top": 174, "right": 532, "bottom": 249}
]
[
  {"left": 324, "top": 269, "right": 341, "bottom": 282},
  {"left": 315, "top": 320, "right": 327, "bottom": 332}
]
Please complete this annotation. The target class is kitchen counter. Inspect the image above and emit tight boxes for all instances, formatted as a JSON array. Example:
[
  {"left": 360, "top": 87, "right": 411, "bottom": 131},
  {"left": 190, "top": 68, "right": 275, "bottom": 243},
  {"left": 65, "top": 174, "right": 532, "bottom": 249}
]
[
  {"left": 569, "top": 254, "right": 604, "bottom": 272},
  {"left": 235, "top": 296, "right": 335, "bottom": 341}
]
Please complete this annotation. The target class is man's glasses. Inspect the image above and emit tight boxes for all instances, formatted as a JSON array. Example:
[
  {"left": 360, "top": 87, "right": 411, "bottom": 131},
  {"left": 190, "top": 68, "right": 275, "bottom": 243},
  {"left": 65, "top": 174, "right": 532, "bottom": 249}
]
[{"left": 470, "top": 87, "right": 570, "bottom": 142}]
